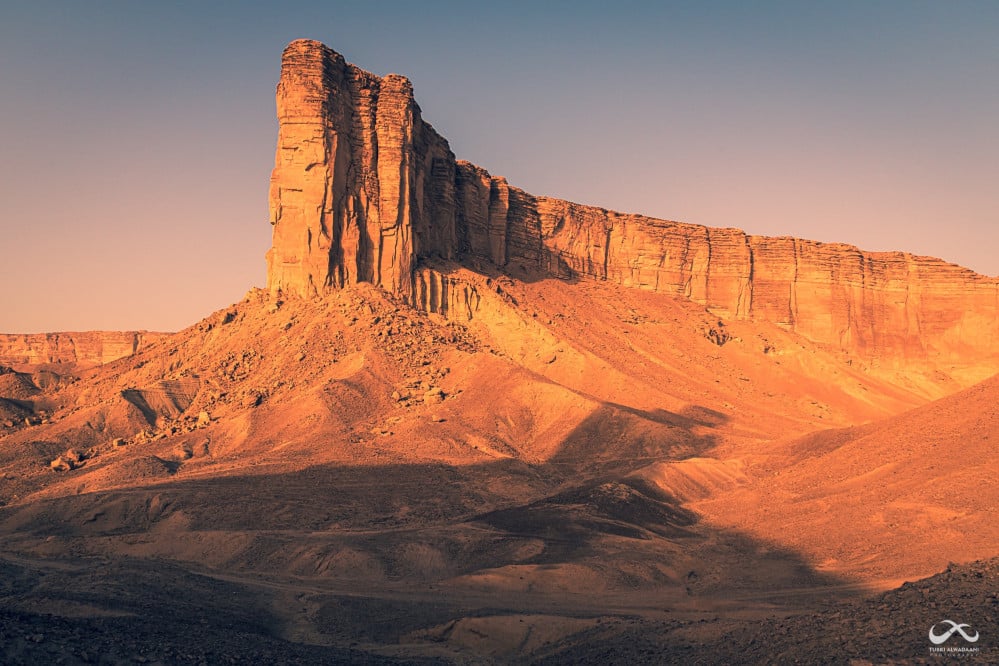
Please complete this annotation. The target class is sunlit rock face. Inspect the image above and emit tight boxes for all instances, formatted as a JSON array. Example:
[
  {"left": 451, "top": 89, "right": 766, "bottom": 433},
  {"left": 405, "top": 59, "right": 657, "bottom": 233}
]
[
  {"left": 267, "top": 39, "right": 999, "bottom": 363},
  {"left": 0, "top": 332, "right": 161, "bottom": 368},
  {"left": 266, "top": 39, "right": 456, "bottom": 298}
]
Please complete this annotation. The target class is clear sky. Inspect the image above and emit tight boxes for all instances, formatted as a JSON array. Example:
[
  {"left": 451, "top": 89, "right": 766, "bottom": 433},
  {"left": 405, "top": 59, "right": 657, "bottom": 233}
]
[{"left": 2, "top": 1, "right": 997, "bottom": 332}]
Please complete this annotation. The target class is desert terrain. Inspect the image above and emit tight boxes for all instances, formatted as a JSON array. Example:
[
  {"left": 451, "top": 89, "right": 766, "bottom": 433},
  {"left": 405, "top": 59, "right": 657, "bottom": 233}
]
[{"left": 1, "top": 40, "right": 996, "bottom": 664}]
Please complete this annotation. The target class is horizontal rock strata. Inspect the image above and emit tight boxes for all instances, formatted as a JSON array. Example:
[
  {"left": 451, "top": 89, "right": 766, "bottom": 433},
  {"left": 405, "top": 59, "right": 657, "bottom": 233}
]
[
  {"left": 267, "top": 39, "right": 999, "bottom": 362},
  {"left": 0, "top": 332, "right": 161, "bottom": 368}
]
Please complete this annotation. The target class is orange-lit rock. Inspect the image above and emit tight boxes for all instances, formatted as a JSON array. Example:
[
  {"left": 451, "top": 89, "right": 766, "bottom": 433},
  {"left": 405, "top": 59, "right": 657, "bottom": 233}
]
[
  {"left": 0, "top": 331, "right": 163, "bottom": 369},
  {"left": 266, "top": 40, "right": 457, "bottom": 298},
  {"left": 267, "top": 40, "right": 999, "bottom": 364}
]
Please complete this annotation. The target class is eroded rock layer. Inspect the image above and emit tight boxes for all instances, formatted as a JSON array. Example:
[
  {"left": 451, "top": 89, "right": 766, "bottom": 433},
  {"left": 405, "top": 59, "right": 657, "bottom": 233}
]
[
  {"left": 0, "top": 332, "right": 161, "bottom": 369},
  {"left": 267, "top": 39, "right": 999, "bottom": 362}
]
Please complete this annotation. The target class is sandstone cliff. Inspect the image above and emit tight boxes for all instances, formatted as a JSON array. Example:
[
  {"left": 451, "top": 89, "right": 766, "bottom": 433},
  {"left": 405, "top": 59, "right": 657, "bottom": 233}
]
[
  {"left": 267, "top": 39, "right": 999, "bottom": 363},
  {"left": 0, "top": 332, "right": 162, "bottom": 369},
  {"left": 266, "top": 41, "right": 457, "bottom": 297}
]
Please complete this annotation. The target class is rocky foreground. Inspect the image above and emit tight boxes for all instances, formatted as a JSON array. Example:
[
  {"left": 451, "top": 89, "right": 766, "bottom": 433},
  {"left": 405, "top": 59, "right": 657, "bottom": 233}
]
[{"left": 1, "top": 556, "right": 994, "bottom": 664}]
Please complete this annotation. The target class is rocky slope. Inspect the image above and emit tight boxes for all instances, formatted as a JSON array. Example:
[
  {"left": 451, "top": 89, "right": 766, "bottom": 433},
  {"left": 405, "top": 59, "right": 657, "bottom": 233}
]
[
  {"left": 689, "top": 370, "right": 999, "bottom": 583},
  {"left": 1, "top": 283, "right": 995, "bottom": 664},
  {"left": 267, "top": 39, "right": 999, "bottom": 370},
  {"left": 0, "top": 331, "right": 165, "bottom": 369}
]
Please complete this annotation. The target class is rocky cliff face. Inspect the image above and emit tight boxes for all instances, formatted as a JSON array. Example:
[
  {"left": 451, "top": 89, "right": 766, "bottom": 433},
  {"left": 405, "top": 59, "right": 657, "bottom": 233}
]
[
  {"left": 266, "top": 40, "right": 457, "bottom": 297},
  {"left": 0, "top": 332, "right": 161, "bottom": 369},
  {"left": 267, "top": 40, "right": 999, "bottom": 363}
]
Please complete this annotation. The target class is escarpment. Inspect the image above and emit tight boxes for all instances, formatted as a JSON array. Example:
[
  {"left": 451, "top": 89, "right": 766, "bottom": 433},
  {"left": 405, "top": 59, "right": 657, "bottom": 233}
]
[
  {"left": 267, "top": 39, "right": 999, "bottom": 364},
  {"left": 0, "top": 331, "right": 163, "bottom": 369}
]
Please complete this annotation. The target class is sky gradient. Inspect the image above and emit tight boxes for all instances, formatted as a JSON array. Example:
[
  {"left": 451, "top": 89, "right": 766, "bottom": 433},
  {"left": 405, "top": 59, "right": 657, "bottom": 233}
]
[{"left": 2, "top": 1, "right": 997, "bottom": 332}]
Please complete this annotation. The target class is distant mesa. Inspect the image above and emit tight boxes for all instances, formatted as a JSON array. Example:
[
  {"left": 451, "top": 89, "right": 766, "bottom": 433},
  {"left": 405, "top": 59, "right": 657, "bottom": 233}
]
[
  {"left": 266, "top": 39, "right": 999, "bottom": 363},
  {"left": 0, "top": 331, "right": 167, "bottom": 370}
]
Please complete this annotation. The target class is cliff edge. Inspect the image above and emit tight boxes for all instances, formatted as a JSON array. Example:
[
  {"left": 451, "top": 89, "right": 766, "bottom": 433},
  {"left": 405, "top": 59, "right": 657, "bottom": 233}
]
[
  {"left": 0, "top": 332, "right": 164, "bottom": 369},
  {"left": 267, "top": 39, "right": 999, "bottom": 364}
]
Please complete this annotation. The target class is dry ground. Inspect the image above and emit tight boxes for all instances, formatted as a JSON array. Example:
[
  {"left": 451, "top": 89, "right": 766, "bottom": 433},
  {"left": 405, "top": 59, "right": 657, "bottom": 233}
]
[{"left": 1, "top": 270, "right": 996, "bottom": 663}]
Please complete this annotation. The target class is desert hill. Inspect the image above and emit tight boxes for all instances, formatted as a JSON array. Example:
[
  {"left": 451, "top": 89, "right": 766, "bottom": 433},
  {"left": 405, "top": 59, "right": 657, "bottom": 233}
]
[
  {"left": 689, "top": 369, "right": 999, "bottom": 584},
  {"left": 0, "top": 39, "right": 996, "bottom": 664},
  {"left": 269, "top": 39, "right": 999, "bottom": 384},
  {"left": 1, "top": 276, "right": 996, "bottom": 662}
]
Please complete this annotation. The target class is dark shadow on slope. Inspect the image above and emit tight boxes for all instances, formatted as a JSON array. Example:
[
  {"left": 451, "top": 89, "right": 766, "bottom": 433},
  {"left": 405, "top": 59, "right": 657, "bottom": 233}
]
[
  {"left": 534, "top": 557, "right": 999, "bottom": 665},
  {"left": 476, "top": 476, "right": 699, "bottom": 565},
  {"left": 547, "top": 402, "right": 727, "bottom": 472},
  {"left": 0, "top": 394, "right": 861, "bottom": 661},
  {"left": 0, "top": 555, "right": 416, "bottom": 665},
  {"left": 120, "top": 388, "right": 159, "bottom": 426},
  {"left": 0, "top": 453, "right": 862, "bottom": 656},
  {"left": 3, "top": 486, "right": 981, "bottom": 664},
  {"left": 0, "top": 397, "right": 33, "bottom": 425}
]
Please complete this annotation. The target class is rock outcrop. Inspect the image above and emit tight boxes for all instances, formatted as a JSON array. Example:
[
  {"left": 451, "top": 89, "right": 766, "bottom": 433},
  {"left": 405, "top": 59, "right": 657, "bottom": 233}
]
[
  {"left": 267, "top": 41, "right": 457, "bottom": 298},
  {"left": 0, "top": 332, "right": 162, "bottom": 369},
  {"left": 267, "top": 39, "right": 999, "bottom": 363}
]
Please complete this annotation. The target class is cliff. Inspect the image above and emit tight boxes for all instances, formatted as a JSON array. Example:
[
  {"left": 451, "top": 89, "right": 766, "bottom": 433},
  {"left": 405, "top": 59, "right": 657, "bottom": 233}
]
[
  {"left": 0, "top": 332, "right": 163, "bottom": 369},
  {"left": 266, "top": 41, "right": 457, "bottom": 297},
  {"left": 267, "top": 39, "right": 999, "bottom": 362}
]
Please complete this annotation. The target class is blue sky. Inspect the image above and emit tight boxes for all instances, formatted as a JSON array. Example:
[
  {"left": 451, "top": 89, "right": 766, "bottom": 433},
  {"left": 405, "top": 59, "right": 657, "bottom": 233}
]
[{"left": 2, "top": 1, "right": 997, "bottom": 331}]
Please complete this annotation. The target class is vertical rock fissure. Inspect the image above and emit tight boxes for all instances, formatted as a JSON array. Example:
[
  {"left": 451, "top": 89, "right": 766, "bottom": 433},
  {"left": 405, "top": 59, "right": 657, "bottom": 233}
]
[
  {"left": 265, "top": 39, "right": 999, "bottom": 363},
  {"left": 789, "top": 238, "right": 799, "bottom": 328},
  {"left": 603, "top": 226, "right": 612, "bottom": 281},
  {"left": 740, "top": 235, "right": 755, "bottom": 319}
]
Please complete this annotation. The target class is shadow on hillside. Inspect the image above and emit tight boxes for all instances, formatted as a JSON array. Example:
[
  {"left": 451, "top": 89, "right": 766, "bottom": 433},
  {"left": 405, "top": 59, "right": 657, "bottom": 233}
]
[
  {"left": 2, "top": 453, "right": 857, "bottom": 616},
  {"left": 548, "top": 402, "right": 728, "bottom": 473},
  {"left": 0, "top": 402, "right": 861, "bottom": 659},
  {"left": 0, "top": 455, "right": 860, "bottom": 654}
]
